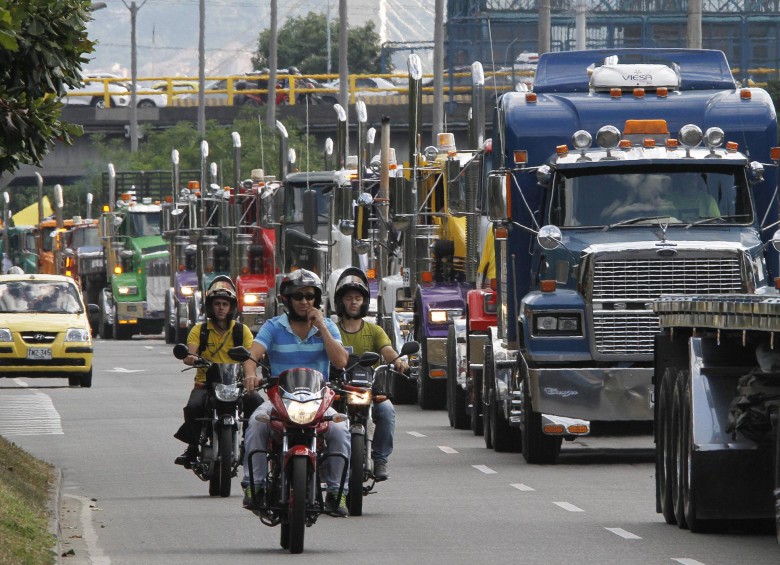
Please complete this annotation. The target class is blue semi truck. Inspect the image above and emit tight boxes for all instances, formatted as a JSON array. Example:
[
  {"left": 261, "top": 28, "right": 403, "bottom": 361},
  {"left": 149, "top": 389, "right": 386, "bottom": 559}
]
[{"left": 479, "top": 48, "right": 778, "bottom": 463}]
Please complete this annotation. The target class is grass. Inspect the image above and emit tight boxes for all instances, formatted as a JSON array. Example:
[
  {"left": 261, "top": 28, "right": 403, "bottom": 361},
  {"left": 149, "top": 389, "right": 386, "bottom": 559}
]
[{"left": 0, "top": 435, "right": 56, "bottom": 565}]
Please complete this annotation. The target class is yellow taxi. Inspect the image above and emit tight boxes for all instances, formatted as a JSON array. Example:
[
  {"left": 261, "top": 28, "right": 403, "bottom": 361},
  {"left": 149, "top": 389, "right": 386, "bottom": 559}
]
[{"left": 0, "top": 273, "right": 95, "bottom": 387}]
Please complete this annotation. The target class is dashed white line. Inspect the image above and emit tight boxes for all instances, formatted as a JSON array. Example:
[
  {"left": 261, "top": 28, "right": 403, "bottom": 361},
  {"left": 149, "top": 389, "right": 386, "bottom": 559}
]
[
  {"left": 13, "top": 378, "right": 28, "bottom": 387},
  {"left": 553, "top": 501, "right": 584, "bottom": 512},
  {"left": 0, "top": 392, "right": 63, "bottom": 435},
  {"left": 605, "top": 527, "right": 641, "bottom": 539},
  {"left": 510, "top": 483, "right": 535, "bottom": 491},
  {"left": 407, "top": 431, "right": 426, "bottom": 437},
  {"left": 144, "top": 346, "right": 154, "bottom": 350},
  {"left": 438, "top": 445, "right": 458, "bottom": 454},
  {"left": 472, "top": 465, "right": 497, "bottom": 474},
  {"left": 671, "top": 559, "right": 706, "bottom": 565}
]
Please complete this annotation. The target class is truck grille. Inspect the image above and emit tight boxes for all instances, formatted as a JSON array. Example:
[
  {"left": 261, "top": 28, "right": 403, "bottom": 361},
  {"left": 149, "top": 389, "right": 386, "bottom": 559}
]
[
  {"left": 590, "top": 254, "right": 743, "bottom": 356},
  {"left": 146, "top": 257, "right": 170, "bottom": 313}
]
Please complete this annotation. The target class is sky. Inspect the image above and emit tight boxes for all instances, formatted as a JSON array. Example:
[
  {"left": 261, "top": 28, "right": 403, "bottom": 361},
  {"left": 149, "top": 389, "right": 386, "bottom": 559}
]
[{"left": 85, "top": 0, "right": 436, "bottom": 79}]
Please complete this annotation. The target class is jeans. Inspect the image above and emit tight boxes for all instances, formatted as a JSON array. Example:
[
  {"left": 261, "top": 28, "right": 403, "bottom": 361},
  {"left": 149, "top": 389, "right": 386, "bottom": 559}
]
[
  {"left": 242, "top": 402, "right": 351, "bottom": 492},
  {"left": 371, "top": 399, "right": 395, "bottom": 464}
]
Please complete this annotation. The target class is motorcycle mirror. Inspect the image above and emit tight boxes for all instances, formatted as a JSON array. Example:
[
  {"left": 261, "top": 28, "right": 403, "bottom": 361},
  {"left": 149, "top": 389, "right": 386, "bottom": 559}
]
[
  {"left": 228, "top": 346, "right": 251, "bottom": 362},
  {"left": 172, "top": 343, "right": 189, "bottom": 359},
  {"left": 358, "top": 351, "right": 381, "bottom": 367},
  {"left": 399, "top": 341, "right": 420, "bottom": 356}
]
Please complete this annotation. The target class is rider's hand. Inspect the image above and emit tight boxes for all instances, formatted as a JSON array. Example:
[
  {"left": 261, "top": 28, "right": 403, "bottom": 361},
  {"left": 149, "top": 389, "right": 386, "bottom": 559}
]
[
  {"left": 394, "top": 358, "right": 409, "bottom": 373},
  {"left": 183, "top": 354, "right": 196, "bottom": 367},
  {"left": 244, "top": 374, "right": 262, "bottom": 394},
  {"left": 306, "top": 307, "right": 325, "bottom": 330}
]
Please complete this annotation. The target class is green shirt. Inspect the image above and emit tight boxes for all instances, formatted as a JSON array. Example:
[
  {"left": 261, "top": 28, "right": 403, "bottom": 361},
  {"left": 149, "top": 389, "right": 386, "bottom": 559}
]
[{"left": 338, "top": 320, "right": 392, "bottom": 364}]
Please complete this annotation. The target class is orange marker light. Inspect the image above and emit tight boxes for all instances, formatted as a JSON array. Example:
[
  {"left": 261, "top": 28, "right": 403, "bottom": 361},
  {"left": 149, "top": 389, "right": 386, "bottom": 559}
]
[
  {"left": 740, "top": 89, "right": 752, "bottom": 100},
  {"left": 540, "top": 279, "right": 556, "bottom": 293},
  {"left": 525, "top": 92, "right": 537, "bottom": 103},
  {"left": 770, "top": 147, "right": 780, "bottom": 161},
  {"left": 556, "top": 145, "right": 569, "bottom": 156},
  {"left": 421, "top": 271, "right": 433, "bottom": 283},
  {"left": 610, "top": 88, "right": 622, "bottom": 98},
  {"left": 633, "top": 88, "right": 645, "bottom": 98}
]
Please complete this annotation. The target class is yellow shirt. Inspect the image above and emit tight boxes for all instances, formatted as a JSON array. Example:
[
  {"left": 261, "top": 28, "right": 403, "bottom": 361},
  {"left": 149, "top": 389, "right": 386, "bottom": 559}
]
[{"left": 186, "top": 320, "right": 254, "bottom": 384}]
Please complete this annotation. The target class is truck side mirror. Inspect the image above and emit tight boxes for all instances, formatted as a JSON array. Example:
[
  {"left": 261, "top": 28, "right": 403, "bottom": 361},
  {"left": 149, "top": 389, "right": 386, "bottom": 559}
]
[
  {"left": 302, "top": 189, "right": 318, "bottom": 236},
  {"left": 259, "top": 183, "right": 280, "bottom": 228},
  {"left": 771, "top": 229, "right": 780, "bottom": 252},
  {"left": 486, "top": 172, "right": 508, "bottom": 221}
]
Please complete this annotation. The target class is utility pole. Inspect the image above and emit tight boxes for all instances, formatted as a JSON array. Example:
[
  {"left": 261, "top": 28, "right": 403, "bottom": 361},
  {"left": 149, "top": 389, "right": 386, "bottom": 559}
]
[
  {"left": 197, "top": 0, "right": 205, "bottom": 136},
  {"left": 575, "top": 0, "right": 587, "bottom": 51},
  {"left": 538, "top": 0, "right": 551, "bottom": 54},
  {"left": 267, "top": 0, "right": 278, "bottom": 129},
  {"left": 688, "top": 0, "right": 702, "bottom": 49},
  {"left": 122, "top": 0, "right": 147, "bottom": 152},
  {"left": 326, "top": 1, "right": 332, "bottom": 75},
  {"left": 432, "top": 0, "right": 443, "bottom": 144},
  {"left": 339, "top": 0, "right": 349, "bottom": 151}
]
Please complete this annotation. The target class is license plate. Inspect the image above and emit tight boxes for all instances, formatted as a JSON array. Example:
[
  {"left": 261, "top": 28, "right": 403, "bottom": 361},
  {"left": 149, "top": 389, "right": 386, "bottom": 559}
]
[{"left": 27, "top": 348, "right": 52, "bottom": 360}]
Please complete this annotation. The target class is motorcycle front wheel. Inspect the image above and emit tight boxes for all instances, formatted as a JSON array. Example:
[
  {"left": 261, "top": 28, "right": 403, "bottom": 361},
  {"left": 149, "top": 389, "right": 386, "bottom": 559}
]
[
  {"left": 288, "top": 457, "right": 307, "bottom": 554},
  {"left": 208, "top": 427, "right": 233, "bottom": 497},
  {"left": 348, "top": 432, "right": 366, "bottom": 516}
]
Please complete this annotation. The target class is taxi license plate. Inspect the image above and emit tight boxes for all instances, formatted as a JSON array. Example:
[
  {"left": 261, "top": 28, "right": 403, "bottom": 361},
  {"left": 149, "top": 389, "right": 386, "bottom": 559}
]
[{"left": 27, "top": 348, "right": 52, "bottom": 360}]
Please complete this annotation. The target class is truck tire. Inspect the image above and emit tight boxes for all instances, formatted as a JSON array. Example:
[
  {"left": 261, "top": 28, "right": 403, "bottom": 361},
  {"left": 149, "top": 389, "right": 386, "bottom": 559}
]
[
  {"left": 164, "top": 299, "right": 175, "bottom": 344},
  {"left": 775, "top": 413, "right": 780, "bottom": 544},
  {"left": 447, "top": 325, "right": 469, "bottom": 429},
  {"left": 470, "top": 366, "right": 483, "bottom": 436},
  {"left": 482, "top": 348, "right": 494, "bottom": 449},
  {"left": 417, "top": 337, "right": 445, "bottom": 410},
  {"left": 680, "top": 371, "right": 711, "bottom": 532},
  {"left": 490, "top": 388, "right": 521, "bottom": 453},
  {"left": 98, "top": 293, "right": 113, "bottom": 340},
  {"left": 521, "top": 363, "right": 561, "bottom": 464},
  {"left": 671, "top": 372, "right": 688, "bottom": 529},
  {"left": 656, "top": 367, "right": 677, "bottom": 525}
]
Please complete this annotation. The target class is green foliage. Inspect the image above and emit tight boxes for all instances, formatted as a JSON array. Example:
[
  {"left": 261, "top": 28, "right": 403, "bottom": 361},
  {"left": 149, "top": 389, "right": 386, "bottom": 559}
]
[
  {"left": 252, "top": 11, "right": 386, "bottom": 75},
  {"left": 0, "top": 0, "right": 95, "bottom": 175},
  {"left": 0, "top": 436, "right": 56, "bottom": 565}
]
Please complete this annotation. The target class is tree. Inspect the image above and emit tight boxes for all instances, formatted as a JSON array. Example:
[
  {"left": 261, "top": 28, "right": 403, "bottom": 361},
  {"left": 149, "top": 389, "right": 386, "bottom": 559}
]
[
  {"left": 0, "top": 1, "right": 94, "bottom": 176},
  {"left": 252, "top": 11, "right": 386, "bottom": 75}
]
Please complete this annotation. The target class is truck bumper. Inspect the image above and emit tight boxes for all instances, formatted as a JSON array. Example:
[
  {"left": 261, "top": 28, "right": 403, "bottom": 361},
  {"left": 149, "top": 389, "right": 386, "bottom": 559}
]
[
  {"left": 240, "top": 311, "right": 265, "bottom": 335},
  {"left": 527, "top": 366, "right": 654, "bottom": 421},
  {"left": 116, "top": 301, "right": 164, "bottom": 322}
]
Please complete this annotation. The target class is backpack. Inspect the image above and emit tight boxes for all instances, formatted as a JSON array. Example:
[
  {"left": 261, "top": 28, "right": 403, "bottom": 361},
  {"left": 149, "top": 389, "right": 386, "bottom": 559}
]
[{"left": 198, "top": 321, "right": 246, "bottom": 355}]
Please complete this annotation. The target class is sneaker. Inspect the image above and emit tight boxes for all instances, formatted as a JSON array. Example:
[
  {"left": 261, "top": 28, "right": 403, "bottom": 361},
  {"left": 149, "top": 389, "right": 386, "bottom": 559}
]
[
  {"left": 373, "top": 460, "right": 389, "bottom": 482},
  {"left": 324, "top": 491, "right": 349, "bottom": 517},
  {"left": 242, "top": 485, "right": 264, "bottom": 511},
  {"left": 174, "top": 445, "right": 198, "bottom": 468}
]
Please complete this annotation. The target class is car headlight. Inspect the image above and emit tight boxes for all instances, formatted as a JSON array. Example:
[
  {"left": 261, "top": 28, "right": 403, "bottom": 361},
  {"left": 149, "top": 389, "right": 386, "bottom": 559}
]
[
  {"left": 180, "top": 285, "right": 196, "bottom": 297},
  {"left": 0, "top": 328, "right": 12, "bottom": 342},
  {"left": 215, "top": 383, "right": 240, "bottom": 402},
  {"left": 118, "top": 285, "right": 138, "bottom": 296},
  {"left": 283, "top": 398, "right": 322, "bottom": 425},
  {"left": 65, "top": 328, "right": 90, "bottom": 342},
  {"left": 346, "top": 389, "right": 372, "bottom": 406},
  {"left": 533, "top": 313, "right": 582, "bottom": 336},
  {"left": 428, "top": 308, "right": 463, "bottom": 325}
]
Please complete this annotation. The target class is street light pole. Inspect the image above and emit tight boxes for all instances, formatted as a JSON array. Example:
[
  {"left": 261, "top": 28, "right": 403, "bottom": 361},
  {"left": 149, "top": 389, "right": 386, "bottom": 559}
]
[{"left": 122, "top": 0, "right": 147, "bottom": 152}]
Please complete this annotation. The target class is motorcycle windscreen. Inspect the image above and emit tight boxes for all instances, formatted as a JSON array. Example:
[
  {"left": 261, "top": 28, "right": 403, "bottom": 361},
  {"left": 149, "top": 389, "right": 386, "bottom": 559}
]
[
  {"left": 206, "top": 363, "right": 242, "bottom": 386},
  {"left": 277, "top": 367, "right": 325, "bottom": 395}
]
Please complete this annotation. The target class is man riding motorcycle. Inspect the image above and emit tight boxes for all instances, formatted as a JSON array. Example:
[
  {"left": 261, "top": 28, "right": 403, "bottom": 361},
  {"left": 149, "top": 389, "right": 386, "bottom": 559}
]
[
  {"left": 241, "top": 269, "right": 351, "bottom": 516},
  {"left": 174, "top": 275, "right": 256, "bottom": 467},
  {"left": 333, "top": 267, "right": 408, "bottom": 481}
]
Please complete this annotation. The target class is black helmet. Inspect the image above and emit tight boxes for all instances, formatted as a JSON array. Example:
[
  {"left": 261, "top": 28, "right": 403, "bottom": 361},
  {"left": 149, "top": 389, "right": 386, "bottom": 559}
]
[
  {"left": 279, "top": 268, "right": 322, "bottom": 308},
  {"left": 334, "top": 267, "right": 369, "bottom": 318},
  {"left": 204, "top": 275, "right": 238, "bottom": 320}
]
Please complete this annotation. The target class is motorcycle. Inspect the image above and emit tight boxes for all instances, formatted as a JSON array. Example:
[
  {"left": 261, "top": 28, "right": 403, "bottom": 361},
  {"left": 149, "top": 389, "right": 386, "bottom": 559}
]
[
  {"left": 173, "top": 343, "right": 244, "bottom": 497},
  {"left": 331, "top": 340, "right": 420, "bottom": 517},
  {"left": 228, "top": 345, "right": 371, "bottom": 554}
]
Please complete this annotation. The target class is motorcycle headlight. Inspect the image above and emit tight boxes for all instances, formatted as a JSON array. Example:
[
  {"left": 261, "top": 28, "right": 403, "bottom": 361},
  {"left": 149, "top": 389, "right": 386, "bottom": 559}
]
[
  {"left": 215, "top": 383, "right": 240, "bottom": 402},
  {"left": 118, "top": 285, "right": 138, "bottom": 296},
  {"left": 180, "top": 285, "right": 196, "bottom": 297},
  {"left": 283, "top": 398, "right": 322, "bottom": 425},
  {"left": 65, "top": 328, "right": 90, "bottom": 342},
  {"left": 346, "top": 389, "right": 372, "bottom": 406}
]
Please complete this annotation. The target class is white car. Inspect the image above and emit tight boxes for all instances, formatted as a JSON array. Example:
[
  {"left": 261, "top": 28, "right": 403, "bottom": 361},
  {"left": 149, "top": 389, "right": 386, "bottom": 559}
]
[
  {"left": 68, "top": 73, "right": 167, "bottom": 108},
  {"left": 321, "top": 77, "right": 398, "bottom": 104},
  {"left": 63, "top": 79, "right": 130, "bottom": 108}
]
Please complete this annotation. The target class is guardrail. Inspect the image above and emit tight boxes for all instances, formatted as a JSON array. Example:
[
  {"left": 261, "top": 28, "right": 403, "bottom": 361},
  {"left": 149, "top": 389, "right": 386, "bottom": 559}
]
[{"left": 64, "top": 70, "right": 535, "bottom": 108}]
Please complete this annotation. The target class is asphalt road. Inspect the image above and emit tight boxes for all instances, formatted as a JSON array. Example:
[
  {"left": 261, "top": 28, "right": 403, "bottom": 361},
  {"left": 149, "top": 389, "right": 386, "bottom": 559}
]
[{"left": 1, "top": 336, "right": 777, "bottom": 564}]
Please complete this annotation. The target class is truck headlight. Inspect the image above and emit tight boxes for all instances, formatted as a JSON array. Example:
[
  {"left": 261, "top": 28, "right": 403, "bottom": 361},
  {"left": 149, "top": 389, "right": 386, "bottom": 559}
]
[
  {"left": 428, "top": 308, "right": 463, "bottom": 325},
  {"left": 533, "top": 314, "right": 582, "bottom": 336},
  {"left": 65, "top": 328, "right": 90, "bottom": 342},
  {"left": 118, "top": 285, "right": 138, "bottom": 296}
]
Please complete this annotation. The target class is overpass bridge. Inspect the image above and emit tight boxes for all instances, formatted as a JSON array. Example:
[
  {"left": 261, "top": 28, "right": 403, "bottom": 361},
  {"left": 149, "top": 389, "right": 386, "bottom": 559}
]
[{"left": 4, "top": 96, "right": 488, "bottom": 190}]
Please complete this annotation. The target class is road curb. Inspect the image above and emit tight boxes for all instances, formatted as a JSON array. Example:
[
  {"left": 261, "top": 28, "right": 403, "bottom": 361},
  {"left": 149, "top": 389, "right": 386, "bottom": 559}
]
[{"left": 48, "top": 466, "right": 63, "bottom": 564}]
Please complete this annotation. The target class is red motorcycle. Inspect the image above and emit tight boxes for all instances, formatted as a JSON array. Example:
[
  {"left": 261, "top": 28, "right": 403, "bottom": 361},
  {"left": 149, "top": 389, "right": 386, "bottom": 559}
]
[{"left": 229, "top": 346, "right": 375, "bottom": 553}]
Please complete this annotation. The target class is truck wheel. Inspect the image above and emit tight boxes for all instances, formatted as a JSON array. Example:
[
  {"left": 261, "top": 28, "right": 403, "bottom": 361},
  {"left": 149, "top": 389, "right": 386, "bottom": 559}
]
[
  {"left": 164, "top": 300, "right": 175, "bottom": 344},
  {"left": 447, "top": 325, "right": 469, "bottom": 429},
  {"left": 671, "top": 372, "right": 688, "bottom": 529},
  {"left": 775, "top": 411, "right": 780, "bottom": 544},
  {"left": 98, "top": 294, "right": 113, "bottom": 340},
  {"left": 491, "top": 387, "right": 521, "bottom": 453},
  {"left": 482, "top": 348, "right": 494, "bottom": 448},
  {"left": 521, "top": 364, "right": 561, "bottom": 464},
  {"left": 680, "top": 372, "right": 711, "bottom": 532},
  {"left": 417, "top": 337, "right": 445, "bottom": 410},
  {"left": 656, "top": 367, "right": 677, "bottom": 525},
  {"left": 471, "top": 366, "right": 483, "bottom": 436}
]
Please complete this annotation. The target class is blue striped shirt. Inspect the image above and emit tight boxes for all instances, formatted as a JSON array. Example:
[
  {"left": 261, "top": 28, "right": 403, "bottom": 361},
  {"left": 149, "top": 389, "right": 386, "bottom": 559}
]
[{"left": 254, "top": 314, "right": 342, "bottom": 380}]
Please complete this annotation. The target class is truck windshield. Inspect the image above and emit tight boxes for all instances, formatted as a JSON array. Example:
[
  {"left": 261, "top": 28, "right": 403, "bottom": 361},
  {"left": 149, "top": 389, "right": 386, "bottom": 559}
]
[
  {"left": 70, "top": 226, "right": 99, "bottom": 248},
  {"left": 550, "top": 165, "right": 752, "bottom": 228},
  {"left": 128, "top": 212, "right": 162, "bottom": 236},
  {"left": 284, "top": 183, "right": 332, "bottom": 225}
]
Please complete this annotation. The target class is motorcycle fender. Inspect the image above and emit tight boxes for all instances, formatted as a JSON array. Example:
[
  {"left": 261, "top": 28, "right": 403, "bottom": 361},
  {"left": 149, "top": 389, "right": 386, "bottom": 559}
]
[
  {"left": 350, "top": 423, "right": 365, "bottom": 435},
  {"left": 283, "top": 445, "right": 316, "bottom": 470}
]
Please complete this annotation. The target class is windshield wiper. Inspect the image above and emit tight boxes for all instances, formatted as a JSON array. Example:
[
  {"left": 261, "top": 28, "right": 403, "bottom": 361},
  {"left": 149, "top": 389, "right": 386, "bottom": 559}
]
[
  {"left": 685, "top": 214, "right": 750, "bottom": 228},
  {"left": 605, "top": 215, "right": 672, "bottom": 230}
]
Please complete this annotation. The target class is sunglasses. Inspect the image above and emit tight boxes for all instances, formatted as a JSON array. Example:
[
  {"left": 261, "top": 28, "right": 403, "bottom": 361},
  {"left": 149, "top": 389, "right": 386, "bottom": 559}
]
[{"left": 289, "top": 292, "right": 316, "bottom": 302}]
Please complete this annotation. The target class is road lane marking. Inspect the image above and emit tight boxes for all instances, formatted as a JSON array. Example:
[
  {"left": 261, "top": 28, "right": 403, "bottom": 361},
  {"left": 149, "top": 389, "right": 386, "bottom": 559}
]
[
  {"left": 438, "top": 445, "right": 458, "bottom": 454},
  {"left": 671, "top": 560, "right": 706, "bottom": 565},
  {"left": 510, "top": 483, "right": 535, "bottom": 491},
  {"left": 407, "top": 431, "right": 426, "bottom": 437},
  {"left": 553, "top": 501, "right": 584, "bottom": 512},
  {"left": 105, "top": 368, "right": 145, "bottom": 373},
  {"left": 605, "top": 527, "right": 641, "bottom": 539},
  {"left": 472, "top": 465, "right": 497, "bottom": 474},
  {"left": 0, "top": 392, "right": 63, "bottom": 435},
  {"left": 144, "top": 346, "right": 154, "bottom": 350},
  {"left": 13, "top": 378, "right": 28, "bottom": 387},
  {"left": 68, "top": 494, "right": 111, "bottom": 565}
]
